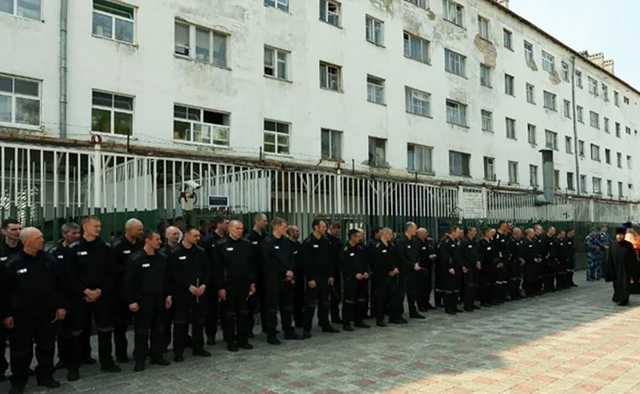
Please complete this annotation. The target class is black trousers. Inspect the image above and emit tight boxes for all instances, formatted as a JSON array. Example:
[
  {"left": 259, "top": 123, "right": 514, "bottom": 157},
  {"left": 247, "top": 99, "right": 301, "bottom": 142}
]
[
  {"left": 9, "top": 313, "right": 56, "bottom": 386},
  {"left": 420, "top": 264, "right": 433, "bottom": 309},
  {"left": 542, "top": 260, "right": 556, "bottom": 292},
  {"left": 204, "top": 292, "right": 219, "bottom": 341},
  {"left": 342, "top": 276, "right": 369, "bottom": 324},
  {"left": 264, "top": 273, "right": 295, "bottom": 336},
  {"left": 70, "top": 296, "right": 114, "bottom": 370},
  {"left": 1, "top": 326, "right": 8, "bottom": 376},
  {"left": 133, "top": 295, "right": 167, "bottom": 363},
  {"left": 113, "top": 294, "right": 131, "bottom": 360},
  {"left": 406, "top": 269, "right": 425, "bottom": 314},
  {"left": 293, "top": 267, "right": 305, "bottom": 328},
  {"left": 524, "top": 261, "right": 541, "bottom": 296},
  {"left": 303, "top": 276, "right": 331, "bottom": 331},
  {"left": 374, "top": 274, "right": 401, "bottom": 322},
  {"left": 222, "top": 281, "right": 251, "bottom": 345},
  {"left": 479, "top": 267, "right": 496, "bottom": 304},
  {"left": 462, "top": 271, "right": 477, "bottom": 310},
  {"left": 173, "top": 294, "right": 207, "bottom": 357},
  {"left": 329, "top": 274, "right": 342, "bottom": 323}
]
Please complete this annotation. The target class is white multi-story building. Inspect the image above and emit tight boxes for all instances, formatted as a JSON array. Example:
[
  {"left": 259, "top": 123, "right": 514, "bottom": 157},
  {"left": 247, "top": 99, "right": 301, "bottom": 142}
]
[{"left": 0, "top": 0, "right": 639, "bottom": 216}]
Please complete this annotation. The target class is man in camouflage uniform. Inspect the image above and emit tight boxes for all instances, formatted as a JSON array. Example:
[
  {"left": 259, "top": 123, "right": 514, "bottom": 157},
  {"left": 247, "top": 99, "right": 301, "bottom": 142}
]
[{"left": 585, "top": 229, "right": 602, "bottom": 281}]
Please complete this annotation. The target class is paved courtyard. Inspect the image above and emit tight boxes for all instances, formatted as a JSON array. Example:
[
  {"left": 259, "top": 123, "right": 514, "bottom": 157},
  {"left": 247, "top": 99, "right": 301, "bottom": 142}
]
[{"left": 3, "top": 274, "right": 640, "bottom": 394}]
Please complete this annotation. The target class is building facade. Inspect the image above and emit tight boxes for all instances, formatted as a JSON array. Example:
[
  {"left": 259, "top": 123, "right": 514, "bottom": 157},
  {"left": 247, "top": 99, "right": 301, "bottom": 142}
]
[{"left": 0, "top": 0, "right": 639, "bottom": 222}]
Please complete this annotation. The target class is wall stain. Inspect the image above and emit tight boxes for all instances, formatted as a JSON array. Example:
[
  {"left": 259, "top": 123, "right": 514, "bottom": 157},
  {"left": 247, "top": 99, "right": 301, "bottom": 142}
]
[{"left": 473, "top": 35, "right": 497, "bottom": 68}]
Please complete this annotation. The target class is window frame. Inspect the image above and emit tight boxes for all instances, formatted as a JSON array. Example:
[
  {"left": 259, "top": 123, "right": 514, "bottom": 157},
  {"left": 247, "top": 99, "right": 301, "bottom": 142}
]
[
  {"left": 529, "top": 164, "right": 539, "bottom": 188},
  {"left": 481, "top": 109, "right": 493, "bottom": 133},
  {"left": 92, "top": 0, "right": 136, "bottom": 45},
  {"left": 449, "top": 150, "right": 471, "bottom": 177},
  {"left": 263, "top": 45, "right": 290, "bottom": 81},
  {"left": 505, "top": 117, "right": 516, "bottom": 140},
  {"left": 503, "top": 28, "right": 513, "bottom": 50},
  {"left": 443, "top": 0, "right": 464, "bottom": 27},
  {"left": 504, "top": 73, "right": 514, "bottom": 96},
  {"left": 480, "top": 63, "right": 492, "bottom": 88},
  {"left": 173, "top": 104, "right": 230, "bottom": 147},
  {"left": 0, "top": 0, "right": 41, "bottom": 19},
  {"left": 319, "top": 61, "right": 342, "bottom": 92},
  {"left": 0, "top": 73, "right": 42, "bottom": 129},
  {"left": 527, "top": 124, "right": 536, "bottom": 146},
  {"left": 91, "top": 89, "right": 134, "bottom": 137},
  {"left": 366, "top": 75, "right": 386, "bottom": 105},
  {"left": 264, "top": 0, "right": 289, "bottom": 12},
  {"left": 541, "top": 51, "right": 555, "bottom": 73},
  {"left": 477, "top": 15, "right": 490, "bottom": 40},
  {"left": 319, "top": 0, "right": 341, "bottom": 27},
  {"left": 365, "top": 15, "right": 385, "bottom": 46},
  {"left": 526, "top": 83, "right": 535, "bottom": 104},
  {"left": 368, "top": 136, "right": 388, "bottom": 167},
  {"left": 508, "top": 160, "right": 519, "bottom": 185},
  {"left": 174, "top": 20, "right": 228, "bottom": 68},
  {"left": 590, "top": 143, "right": 600, "bottom": 162},
  {"left": 543, "top": 90, "right": 557, "bottom": 111},
  {"left": 544, "top": 129, "right": 558, "bottom": 150},
  {"left": 405, "top": 86, "right": 432, "bottom": 117},
  {"left": 403, "top": 31, "right": 431, "bottom": 64},
  {"left": 444, "top": 48, "right": 466, "bottom": 77},
  {"left": 407, "top": 143, "right": 434, "bottom": 174},
  {"left": 320, "top": 128, "right": 343, "bottom": 161},
  {"left": 483, "top": 156, "right": 496, "bottom": 181},
  {"left": 263, "top": 119, "right": 291, "bottom": 155},
  {"left": 446, "top": 99, "right": 467, "bottom": 127}
]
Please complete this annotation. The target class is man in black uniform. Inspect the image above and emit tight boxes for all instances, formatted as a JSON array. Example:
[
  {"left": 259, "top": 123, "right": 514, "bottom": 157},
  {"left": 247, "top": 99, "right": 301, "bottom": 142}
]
[
  {"left": 605, "top": 227, "right": 635, "bottom": 306},
  {"left": 1, "top": 218, "right": 22, "bottom": 381},
  {"left": 302, "top": 219, "right": 339, "bottom": 338},
  {"left": 49, "top": 222, "right": 81, "bottom": 371},
  {"left": 287, "top": 225, "right": 304, "bottom": 328},
  {"left": 395, "top": 222, "right": 424, "bottom": 320},
  {"left": 3, "top": 227, "right": 66, "bottom": 394},
  {"left": 373, "top": 228, "right": 402, "bottom": 326},
  {"left": 215, "top": 220, "right": 256, "bottom": 351},
  {"left": 67, "top": 216, "right": 120, "bottom": 379},
  {"left": 416, "top": 228, "right": 437, "bottom": 312},
  {"left": 493, "top": 222, "right": 510, "bottom": 303},
  {"left": 533, "top": 224, "right": 546, "bottom": 294},
  {"left": 508, "top": 227, "right": 525, "bottom": 299},
  {"left": 478, "top": 228, "right": 497, "bottom": 306},
  {"left": 111, "top": 218, "right": 144, "bottom": 363},
  {"left": 366, "top": 227, "right": 381, "bottom": 318},
  {"left": 555, "top": 229, "right": 568, "bottom": 290},
  {"left": 126, "top": 231, "right": 172, "bottom": 371},
  {"left": 247, "top": 213, "right": 268, "bottom": 336},
  {"left": 523, "top": 228, "right": 543, "bottom": 297},
  {"left": 438, "top": 226, "right": 463, "bottom": 315},
  {"left": 565, "top": 229, "right": 578, "bottom": 287},
  {"left": 169, "top": 227, "right": 211, "bottom": 361},
  {"left": 161, "top": 225, "right": 182, "bottom": 351},
  {"left": 541, "top": 226, "right": 558, "bottom": 293},
  {"left": 203, "top": 216, "right": 227, "bottom": 345},
  {"left": 341, "top": 229, "right": 370, "bottom": 331},
  {"left": 326, "top": 222, "right": 343, "bottom": 325},
  {"left": 262, "top": 217, "right": 300, "bottom": 344},
  {"left": 460, "top": 227, "right": 480, "bottom": 312}
]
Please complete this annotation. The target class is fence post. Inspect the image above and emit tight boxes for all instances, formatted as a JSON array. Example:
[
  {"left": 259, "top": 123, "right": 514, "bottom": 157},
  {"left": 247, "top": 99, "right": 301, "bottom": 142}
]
[
  {"left": 589, "top": 199, "right": 595, "bottom": 222},
  {"left": 93, "top": 143, "right": 102, "bottom": 213}
]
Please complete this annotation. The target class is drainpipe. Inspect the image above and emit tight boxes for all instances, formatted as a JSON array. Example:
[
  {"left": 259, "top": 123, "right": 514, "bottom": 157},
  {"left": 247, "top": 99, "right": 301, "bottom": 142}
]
[
  {"left": 570, "top": 56, "right": 581, "bottom": 195},
  {"left": 59, "top": 0, "right": 68, "bottom": 139}
]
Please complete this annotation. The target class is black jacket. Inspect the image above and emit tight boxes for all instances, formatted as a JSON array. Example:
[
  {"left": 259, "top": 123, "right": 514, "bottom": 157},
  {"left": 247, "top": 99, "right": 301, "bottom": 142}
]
[
  {"left": 341, "top": 242, "right": 367, "bottom": 279},
  {"left": 69, "top": 237, "right": 115, "bottom": 297},
  {"left": 372, "top": 241, "right": 398, "bottom": 277},
  {"left": 394, "top": 234, "right": 420, "bottom": 272},
  {"left": 302, "top": 234, "right": 331, "bottom": 282},
  {"left": 214, "top": 237, "right": 255, "bottom": 289},
  {"left": 126, "top": 249, "right": 169, "bottom": 304},
  {"left": 169, "top": 243, "right": 209, "bottom": 296},
  {"left": 262, "top": 234, "right": 294, "bottom": 277}
]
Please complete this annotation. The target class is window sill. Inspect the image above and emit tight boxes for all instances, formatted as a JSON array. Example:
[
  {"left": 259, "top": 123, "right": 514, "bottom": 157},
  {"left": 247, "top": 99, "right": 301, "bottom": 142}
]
[
  {"left": 264, "top": 75, "right": 293, "bottom": 84},
  {"left": 0, "top": 123, "right": 43, "bottom": 132},
  {"left": 320, "top": 157, "right": 344, "bottom": 164},
  {"left": 477, "top": 36, "right": 492, "bottom": 45},
  {"left": 263, "top": 152, "right": 292, "bottom": 159},
  {"left": 406, "top": 112, "right": 433, "bottom": 119},
  {"left": 174, "top": 140, "right": 230, "bottom": 149},
  {"left": 318, "top": 19, "right": 342, "bottom": 29},
  {"left": 504, "top": 47, "right": 514, "bottom": 52},
  {"left": 447, "top": 122, "right": 470, "bottom": 129},
  {"left": 92, "top": 34, "right": 137, "bottom": 48},
  {"left": 450, "top": 174, "right": 472, "bottom": 178},
  {"left": 366, "top": 40, "right": 386, "bottom": 49},
  {"left": 320, "top": 87, "right": 343, "bottom": 94},
  {"left": 367, "top": 101, "right": 386, "bottom": 107},
  {"left": 484, "top": 177, "right": 497, "bottom": 182},
  {"left": 482, "top": 130, "right": 494, "bottom": 134},
  {"left": 173, "top": 54, "right": 232, "bottom": 71},
  {"left": 0, "top": 13, "right": 44, "bottom": 23},
  {"left": 443, "top": 18, "right": 466, "bottom": 30},
  {"left": 446, "top": 72, "right": 468, "bottom": 80},
  {"left": 91, "top": 131, "right": 137, "bottom": 141},
  {"left": 481, "top": 84, "right": 493, "bottom": 89},
  {"left": 408, "top": 170, "right": 435, "bottom": 177}
]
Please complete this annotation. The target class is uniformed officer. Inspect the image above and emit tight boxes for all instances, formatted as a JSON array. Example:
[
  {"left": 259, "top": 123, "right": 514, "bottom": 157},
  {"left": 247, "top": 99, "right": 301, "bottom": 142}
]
[
  {"left": 169, "top": 227, "right": 211, "bottom": 361},
  {"left": 416, "top": 228, "right": 437, "bottom": 312},
  {"left": 542, "top": 226, "right": 558, "bottom": 292},
  {"left": 3, "top": 227, "right": 66, "bottom": 394},
  {"left": 262, "top": 217, "right": 300, "bottom": 344},
  {"left": 365, "top": 227, "right": 381, "bottom": 318},
  {"left": 326, "top": 222, "right": 343, "bottom": 325},
  {"left": 508, "top": 227, "right": 525, "bottom": 299},
  {"left": 566, "top": 229, "right": 578, "bottom": 287},
  {"left": 523, "top": 228, "right": 543, "bottom": 297},
  {"left": 246, "top": 213, "right": 268, "bottom": 336},
  {"left": 394, "top": 222, "right": 424, "bottom": 319},
  {"left": 111, "top": 218, "right": 144, "bottom": 363},
  {"left": 49, "top": 222, "right": 81, "bottom": 372},
  {"left": 460, "top": 227, "right": 481, "bottom": 312},
  {"left": 0, "top": 218, "right": 22, "bottom": 381},
  {"left": 161, "top": 225, "right": 182, "bottom": 351},
  {"left": 341, "top": 229, "right": 370, "bottom": 331},
  {"left": 302, "top": 219, "right": 339, "bottom": 338},
  {"left": 126, "top": 231, "right": 172, "bottom": 371},
  {"left": 215, "top": 220, "right": 256, "bottom": 352},
  {"left": 203, "top": 216, "right": 227, "bottom": 346},
  {"left": 555, "top": 229, "right": 568, "bottom": 290},
  {"left": 438, "top": 226, "right": 463, "bottom": 315},
  {"left": 478, "top": 228, "right": 497, "bottom": 306},
  {"left": 286, "top": 225, "right": 304, "bottom": 328},
  {"left": 372, "top": 228, "right": 402, "bottom": 326},
  {"left": 68, "top": 216, "right": 120, "bottom": 378},
  {"left": 494, "top": 222, "right": 510, "bottom": 303}
]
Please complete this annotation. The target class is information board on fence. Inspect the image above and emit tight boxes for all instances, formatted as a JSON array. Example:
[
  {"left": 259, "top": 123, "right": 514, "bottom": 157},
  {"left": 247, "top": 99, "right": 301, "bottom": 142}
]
[{"left": 459, "top": 187, "right": 485, "bottom": 219}]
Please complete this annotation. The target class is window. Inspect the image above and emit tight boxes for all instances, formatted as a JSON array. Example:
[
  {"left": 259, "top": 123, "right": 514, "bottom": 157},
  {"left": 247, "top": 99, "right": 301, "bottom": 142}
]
[
  {"left": 578, "top": 140, "right": 585, "bottom": 157},
  {"left": 503, "top": 29, "right": 512, "bottom": 50},
  {"left": 320, "top": 0, "right": 341, "bottom": 27},
  {"left": 543, "top": 91, "right": 556, "bottom": 111},
  {"left": 602, "top": 84, "right": 609, "bottom": 102},
  {"left": 607, "top": 180, "right": 613, "bottom": 197},
  {"left": 365, "top": 15, "right": 384, "bottom": 46},
  {"left": 529, "top": 165, "right": 538, "bottom": 188},
  {"left": 563, "top": 99, "right": 571, "bottom": 118},
  {"left": 627, "top": 155, "right": 632, "bottom": 170},
  {"left": 264, "top": 46, "right": 289, "bottom": 80},
  {"left": 624, "top": 96, "right": 630, "bottom": 104},
  {"left": 174, "top": 21, "right": 228, "bottom": 67},
  {"left": 567, "top": 172, "right": 575, "bottom": 191},
  {"left": 542, "top": 51, "right": 555, "bottom": 73},
  {"left": 527, "top": 124, "right": 536, "bottom": 145},
  {"left": 575, "top": 70, "right": 583, "bottom": 89},
  {"left": 405, "top": 0, "right": 428, "bottom": 8},
  {"left": 565, "top": 136, "right": 573, "bottom": 154},
  {"left": 0, "top": 0, "right": 40, "bottom": 19},
  {"left": 504, "top": 74, "right": 514, "bottom": 96},
  {"left": 319, "top": 62, "right": 342, "bottom": 91},
  {"left": 604, "top": 117, "right": 610, "bottom": 133},
  {"left": 0, "top": 74, "right": 40, "bottom": 127},
  {"left": 589, "top": 111, "right": 600, "bottom": 129},
  {"left": 445, "top": 49, "right": 466, "bottom": 77},
  {"left": 590, "top": 144, "right": 600, "bottom": 162},
  {"left": 592, "top": 177, "right": 602, "bottom": 194},
  {"left": 478, "top": 15, "right": 489, "bottom": 40},
  {"left": 368, "top": 137, "right": 387, "bottom": 167},
  {"left": 263, "top": 119, "right": 290, "bottom": 155},
  {"left": 264, "top": 0, "right": 288, "bottom": 12},
  {"left": 545, "top": 130, "right": 557, "bottom": 150},
  {"left": 443, "top": 0, "right": 464, "bottom": 26},
  {"left": 617, "top": 152, "right": 622, "bottom": 168},
  {"left": 93, "top": 0, "right": 135, "bottom": 44},
  {"left": 480, "top": 64, "right": 492, "bottom": 88},
  {"left": 605, "top": 148, "right": 611, "bottom": 164},
  {"left": 615, "top": 122, "right": 621, "bottom": 137},
  {"left": 618, "top": 182, "right": 624, "bottom": 198},
  {"left": 506, "top": 117, "right": 516, "bottom": 140},
  {"left": 407, "top": 143, "right": 433, "bottom": 174},
  {"left": 321, "top": 128, "right": 342, "bottom": 161},
  {"left": 524, "top": 41, "right": 534, "bottom": 65},
  {"left": 626, "top": 126, "right": 631, "bottom": 135},
  {"left": 614, "top": 91, "right": 620, "bottom": 106},
  {"left": 446, "top": 100, "right": 467, "bottom": 127},
  {"left": 483, "top": 157, "right": 496, "bottom": 181},
  {"left": 405, "top": 86, "right": 431, "bottom": 117},
  {"left": 91, "top": 90, "right": 133, "bottom": 136},
  {"left": 449, "top": 150, "right": 470, "bottom": 177},
  {"left": 526, "top": 83, "right": 535, "bottom": 104},
  {"left": 588, "top": 77, "right": 598, "bottom": 96},
  {"left": 508, "top": 161, "right": 519, "bottom": 184},
  {"left": 580, "top": 175, "right": 587, "bottom": 194},
  {"left": 404, "top": 31, "right": 430, "bottom": 64},
  {"left": 561, "top": 62, "right": 569, "bottom": 82},
  {"left": 576, "top": 106, "right": 583, "bottom": 123},
  {"left": 173, "top": 104, "right": 230, "bottom": 146},
  {"left": 481, "top": 110, "right": 493, "bottom": 132},
  {"left": 367, "top": 75, "right": 385, "bottom": 105}
]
